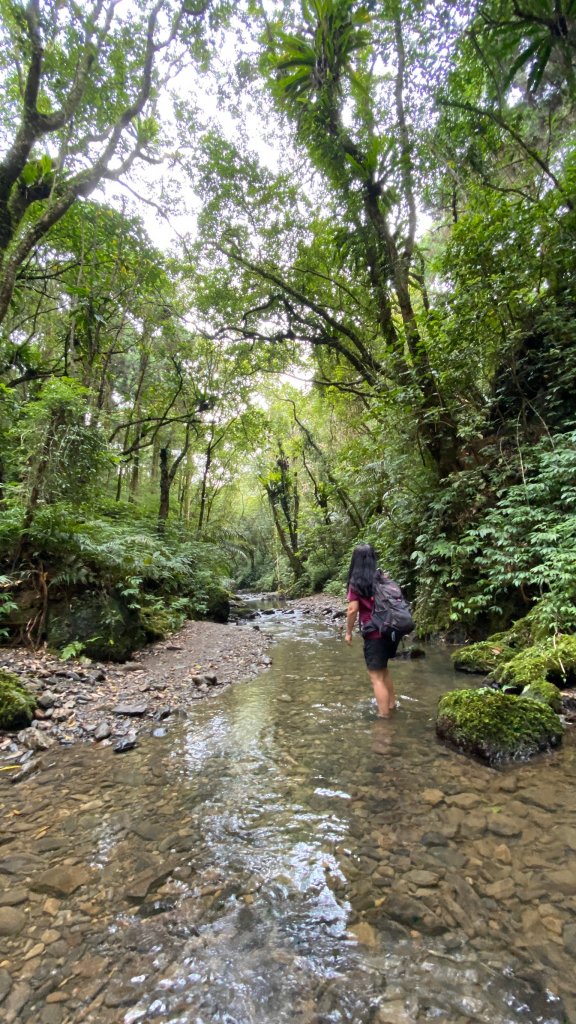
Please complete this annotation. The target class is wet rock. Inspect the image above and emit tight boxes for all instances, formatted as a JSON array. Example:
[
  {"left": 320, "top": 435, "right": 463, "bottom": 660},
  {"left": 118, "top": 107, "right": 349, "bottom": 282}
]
[
  {"left": 430, "top": 847, "right": 468, "bottom": 869},
  {"left": 483, "top": 877, "right": 516, "bottom": 899},
  {"left": 123, "top": 863, "right": 175, "bottom": 902},
  {"left": 555, "top": 826, "right": 576, "bottom": 852},
  {"left": 404, "top": 869, "right": 441, "bottom": 887},
  {"left": 348, "top": 921, "right": 379, "bottom": 947},
  {"left": 422, "top": 789, "right": 444, "bottom": 806},
  {"left": 0, "top": 906, "right": 26, "bottom": 936},
  {"left": 0, "top": 852, "right": 43, "bottom": 873},
  {"left": 0, "top": 888, "right": 28, "bottom": 906},
  {"left": 0, "top": 968, "right": 12, "bottom": 1003},
  {"left": 380, "top": 893, "right": 446, "bottom": 935},
  {"left": 19, "top": 728, "right": 55, "bottom": 752},
  {"left": 34, "top": 835, "right": 67, "bottom": 852},
  {"left": 486, "top": 815, "right": 522, "bottom": 837},
  {"left": 93, "top": 722, "right": 111, "bottom": 741},
  {"left": 374, "top": 1000, "right": 413, "bottom": 1024},
  {"left": 494, "top": 843, "right": 512, "bottom": 864},
  {"left": 446, "top": 792, "right": 483, "bottom": 810},
  {"left": 40, "top": 1006, "right": 65, "bottom": 1024},
  {"left": 23, "top": 940, "right": 45, "bottom": 960},
  {"left": 547, "top": 869, "right": 576, "bottom": 894},
  {"left": 137, "top": 897, "right": 177, "bottom": 917},
  {"left": 42, "top": 898, "right": 61, "bottom": 916},
  {"left": 460, "top": 812, "right": 487, "bottom": 838},
  {"left": 3, "top": 981, "right": 31, "bottom": 1022},
  {"left": 113, "top": 735, "right": 137, "bottom": 753},
  {"left": 30, "top": 865, "right": 91, "bottom": 897},
  {"left": 114, "top": 703, "right": 148, "bottom": 716},
  {"left": 564, "top": 922, "right": 576, "bottom": 955},
  {"left": 542, "top": 915, "right": 563, "bottom": 936},
  {"left": 37, "top": 692, "right": 56, "bottom": 710},
  {"left": 10, "top": 756, "right": 43, "bottom": 784},
  {"left": 104, "top": 984, "right": 139, "bottom": 1008},
  {"left": 520, "top": 784, "right": 566, "bottom": 811},
  {"left": 420, "top": 831, "right": 449, "bottom": 847},
  {"left": 72, "top": 954, "right": 108, "bottom": 980}
]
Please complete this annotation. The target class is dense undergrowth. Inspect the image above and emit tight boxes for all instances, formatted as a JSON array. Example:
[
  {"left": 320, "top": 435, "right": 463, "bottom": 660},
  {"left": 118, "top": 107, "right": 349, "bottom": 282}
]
[{"left": 0, "top": 499, "right": 231, "bottom": 658}]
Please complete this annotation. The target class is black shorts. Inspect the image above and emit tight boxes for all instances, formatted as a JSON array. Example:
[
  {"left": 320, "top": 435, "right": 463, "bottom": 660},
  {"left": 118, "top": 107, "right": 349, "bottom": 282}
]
[{"left": 363, "top": 634, "right": 399, "bottom": 671}]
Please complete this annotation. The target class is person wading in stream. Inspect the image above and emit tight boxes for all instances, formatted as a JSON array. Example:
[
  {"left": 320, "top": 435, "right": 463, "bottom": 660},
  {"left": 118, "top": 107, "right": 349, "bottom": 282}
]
[{"left": 345, "top": 543, "right": 397, "bottom": 718}]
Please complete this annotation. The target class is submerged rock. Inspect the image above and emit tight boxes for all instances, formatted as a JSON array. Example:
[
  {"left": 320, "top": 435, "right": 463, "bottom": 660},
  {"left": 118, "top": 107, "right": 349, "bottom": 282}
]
[
  {"left": 436, "top": 687, "right": 564, "bottom": 764},
  {"left": 113, "top": 734, "right": 137, "bottom": 753}
]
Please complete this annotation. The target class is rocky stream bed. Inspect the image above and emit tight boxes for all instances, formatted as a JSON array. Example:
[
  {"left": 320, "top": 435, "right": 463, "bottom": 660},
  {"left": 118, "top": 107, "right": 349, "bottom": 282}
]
[
  {"left": 1, "top": 597, "right": 576, "bottom": 1024},
  {"left": 0, "top": 595, "right": 342, "bottom": 775}
]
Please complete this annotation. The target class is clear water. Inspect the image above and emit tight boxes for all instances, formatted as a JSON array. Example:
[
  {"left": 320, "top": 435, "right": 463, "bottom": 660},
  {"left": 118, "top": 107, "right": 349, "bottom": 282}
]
[{"left": 1, "top": 609, "right": 575, "bottom": 1023}]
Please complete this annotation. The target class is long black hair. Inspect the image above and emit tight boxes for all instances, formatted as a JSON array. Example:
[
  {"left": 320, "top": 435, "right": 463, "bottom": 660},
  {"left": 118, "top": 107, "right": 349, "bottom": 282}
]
[{"left": 346, "top": 543, "right": 377, "bottom": 598}]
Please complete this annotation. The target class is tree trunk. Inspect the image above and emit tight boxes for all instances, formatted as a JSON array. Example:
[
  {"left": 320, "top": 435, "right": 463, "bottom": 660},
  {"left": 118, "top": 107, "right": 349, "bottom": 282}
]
[{"left": 158, "top": 447, "right": 171, "bottom": 533}]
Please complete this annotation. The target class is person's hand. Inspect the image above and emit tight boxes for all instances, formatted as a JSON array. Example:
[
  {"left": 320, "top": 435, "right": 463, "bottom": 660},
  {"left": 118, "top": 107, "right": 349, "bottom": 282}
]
[{"left": 345, "top": 631, "right": 352, "bottom": 645}]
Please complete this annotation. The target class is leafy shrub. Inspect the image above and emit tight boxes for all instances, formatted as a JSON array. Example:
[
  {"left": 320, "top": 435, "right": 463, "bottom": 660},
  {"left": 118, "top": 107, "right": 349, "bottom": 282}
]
[
  {"left": 0, "top": 499, "right": 233, "bottom": 651},
  {"left": 412, "top": 431, "right": 576, "bottom": 637}
]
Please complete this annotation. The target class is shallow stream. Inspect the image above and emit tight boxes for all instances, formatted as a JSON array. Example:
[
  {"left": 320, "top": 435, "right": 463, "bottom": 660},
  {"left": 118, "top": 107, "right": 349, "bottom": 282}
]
[{"left": 1, "top": 608, "right": 576, "bottom": 1024}]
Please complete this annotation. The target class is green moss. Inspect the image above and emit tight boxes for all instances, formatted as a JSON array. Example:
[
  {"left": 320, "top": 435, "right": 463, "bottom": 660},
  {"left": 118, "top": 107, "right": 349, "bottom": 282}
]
[
  {"left": 495, "top": 634, "right": 576, "bottom": 689},
  {"left": 139, "top": 606, "right": 171, "bottom": 640},
  {"left": 138, "top": 601, "right": 185, "bottom": 640},
  {"left": 452, "top": 641, "right": 515, "bottom": 675},
  {"left": 521, "top": 680, "right": 563, "bottom": 713},
  {"left": 0, "top": 669, "right": 36, "bottom": 730},
  {"left": 436, "top": 687, "right": 563, "bottom": 764},
  {"left": 47, "top": 592, "right": 145, "bottom": 662}
]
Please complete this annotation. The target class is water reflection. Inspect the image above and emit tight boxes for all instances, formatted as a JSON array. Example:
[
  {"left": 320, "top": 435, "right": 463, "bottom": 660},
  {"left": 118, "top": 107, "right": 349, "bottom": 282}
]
[{"left": 0, "top": 612, "right": 574, "bottom": 1024}]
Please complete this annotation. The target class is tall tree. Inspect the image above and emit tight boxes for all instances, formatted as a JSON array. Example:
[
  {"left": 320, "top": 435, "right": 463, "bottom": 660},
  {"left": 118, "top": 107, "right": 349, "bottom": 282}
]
[{"left": 0, "top": 0, "right": 213, "bottom": 326}]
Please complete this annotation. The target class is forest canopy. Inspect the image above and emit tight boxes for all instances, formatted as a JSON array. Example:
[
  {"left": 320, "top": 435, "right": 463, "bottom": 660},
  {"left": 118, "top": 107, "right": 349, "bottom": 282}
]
[{"left": 1, "top": 0, "right": 575, "bottom": 657}]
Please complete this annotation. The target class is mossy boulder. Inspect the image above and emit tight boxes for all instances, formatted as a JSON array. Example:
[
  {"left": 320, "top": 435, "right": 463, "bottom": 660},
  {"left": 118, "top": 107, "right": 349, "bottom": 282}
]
[
  {"left": 436, "top": 688, "right": 564, "bottom": 764},
  {"left": 521, "top": 680, "right": 563, "bottom": 713},
  {"left": 452, "top": 641, "right": 516, "bottom": 675},
  {"left": 495, "top": 634, "right": 576, "bottom": 690},
  {"left": 47, "top": 591, "right": 146, "bottom": 662},
  {"left": 138, "top": 604, "right": 174, "bottom": 641},
  {"left": 0, "top": 669, "right": 36, "bottom": 730},
  {"left": 205, "top": 587, "right": 230, "bottom": 624}
]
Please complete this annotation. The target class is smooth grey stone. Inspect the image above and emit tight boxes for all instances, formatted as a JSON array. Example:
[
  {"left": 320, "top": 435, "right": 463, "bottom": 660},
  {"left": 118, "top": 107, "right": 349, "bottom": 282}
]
[
  {"left": 0, "top": 889, "right": 27, "bottom": 907},
  {"left": 113, "top": 735, "right": 137, "bottom": 753},
  {"left": 114, "top": 703, "right": 148, "bottom": 716},
  {"left": 0, "top": 907, "right": 26, "bottom": 936},
  {"left": 0, "top": 967, "right": 12, "bottom": 1003}
]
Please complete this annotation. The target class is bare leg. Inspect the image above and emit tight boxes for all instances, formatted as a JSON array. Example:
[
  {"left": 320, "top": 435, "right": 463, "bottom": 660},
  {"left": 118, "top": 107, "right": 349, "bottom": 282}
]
[{"left": 367, "top": 668, "right": 395, "bottom": 717}]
